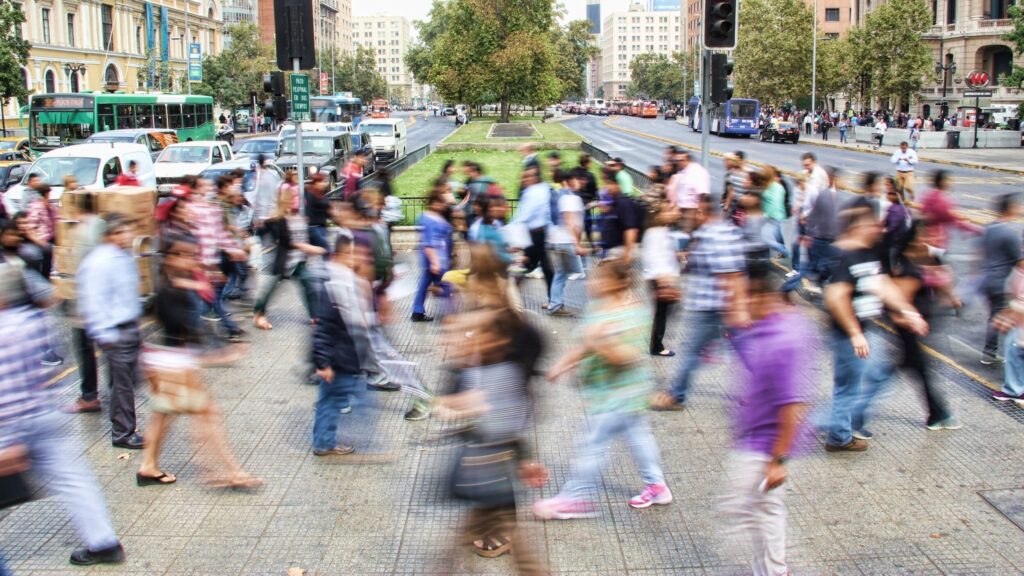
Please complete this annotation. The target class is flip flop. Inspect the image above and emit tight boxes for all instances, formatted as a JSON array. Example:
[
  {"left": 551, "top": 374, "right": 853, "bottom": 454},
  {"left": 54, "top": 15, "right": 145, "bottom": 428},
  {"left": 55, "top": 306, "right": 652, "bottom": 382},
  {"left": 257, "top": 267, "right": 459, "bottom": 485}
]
[
  {"left": 473, "top": 534, "right": 512, "bottom": 558},
  {"left": 136, "top": 472, "right": 177, "bottom": 487}
]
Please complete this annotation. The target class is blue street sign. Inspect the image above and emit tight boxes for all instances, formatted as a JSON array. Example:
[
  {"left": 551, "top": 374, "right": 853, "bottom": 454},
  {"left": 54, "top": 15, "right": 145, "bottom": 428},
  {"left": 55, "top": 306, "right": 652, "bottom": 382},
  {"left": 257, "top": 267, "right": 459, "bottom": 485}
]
[{"left": 188, "top": 43, "right": 202, "bottom": 82}]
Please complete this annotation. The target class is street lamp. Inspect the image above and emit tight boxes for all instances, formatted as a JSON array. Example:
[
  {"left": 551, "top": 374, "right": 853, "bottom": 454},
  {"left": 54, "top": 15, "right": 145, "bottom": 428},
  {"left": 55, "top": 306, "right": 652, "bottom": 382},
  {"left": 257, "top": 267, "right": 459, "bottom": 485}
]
[
  {"left": 935, "top": 56, "right": 956, "bottom": 120},
  {"left": 63, "top": 63, "right": 86, "bottom": 93}
]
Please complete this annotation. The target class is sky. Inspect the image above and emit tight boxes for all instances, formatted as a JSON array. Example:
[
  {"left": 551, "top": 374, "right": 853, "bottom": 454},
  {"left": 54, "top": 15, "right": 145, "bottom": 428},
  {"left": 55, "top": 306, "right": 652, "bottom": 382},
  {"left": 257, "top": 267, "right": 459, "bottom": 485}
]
[{"left": 353, "top": 0, "right": 636, "bottom": 28}]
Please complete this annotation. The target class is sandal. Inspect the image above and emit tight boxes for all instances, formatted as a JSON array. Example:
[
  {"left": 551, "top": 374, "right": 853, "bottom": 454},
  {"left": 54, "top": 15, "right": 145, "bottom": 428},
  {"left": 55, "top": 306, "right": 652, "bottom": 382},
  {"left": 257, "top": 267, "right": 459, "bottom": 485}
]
[
  {"left": 208, "top": 473, "right": 263, "bottom": 491},
  {"left": 136, "top": 472, "right": 177, "bottom": 486},
  {"left": 253, "top": 315, "right": 273, "bottom": 331},
  {"left": 649, "top": 390, "right": 684, "bottom": 411},
  {"left": 472, "top": 534, "right": 512, "bottom": 558}
]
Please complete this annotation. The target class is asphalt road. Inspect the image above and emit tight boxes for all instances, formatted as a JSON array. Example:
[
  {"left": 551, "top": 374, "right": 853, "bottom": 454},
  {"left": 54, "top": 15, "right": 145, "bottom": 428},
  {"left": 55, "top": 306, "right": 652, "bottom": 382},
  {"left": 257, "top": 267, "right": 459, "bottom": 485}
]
[
  {"left": 390, "top": 111, "right": 457, "bottom": 153},
  {"left": 563, "top": 113, "right": 1016, "bottom": 392},
  {"left": 567, "top": 114, "right": 1024, "bottom": 224}
]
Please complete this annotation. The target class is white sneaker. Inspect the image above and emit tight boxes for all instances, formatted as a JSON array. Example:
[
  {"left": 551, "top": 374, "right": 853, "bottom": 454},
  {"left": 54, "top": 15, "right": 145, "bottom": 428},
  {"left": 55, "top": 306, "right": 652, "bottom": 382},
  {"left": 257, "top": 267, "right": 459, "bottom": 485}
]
[
  {"left": 525, "top": 268, "right": 545, "bottom": 279},
  {"left": 568, "top": 272, "right": 585, "bottom": 281}
]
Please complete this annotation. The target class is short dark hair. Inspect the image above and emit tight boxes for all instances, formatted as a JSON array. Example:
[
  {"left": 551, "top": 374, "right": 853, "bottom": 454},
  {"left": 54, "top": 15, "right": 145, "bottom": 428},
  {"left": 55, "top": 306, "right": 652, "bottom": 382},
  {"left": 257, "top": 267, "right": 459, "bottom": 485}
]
[
  {"left": 801, "top": 152, "right": 817, "bottom": 162},
  {"left": 932, "top": 170, "right": 949, "bottom": 189},
  {"left": 579, "top": 153, "right": 591, "bottom": 167},
  {"left": 128, "top": 160, "right": 138, "bottom": 169},
  {"left": 997, "top": 192, "right": 1020, "bottom": 215}
]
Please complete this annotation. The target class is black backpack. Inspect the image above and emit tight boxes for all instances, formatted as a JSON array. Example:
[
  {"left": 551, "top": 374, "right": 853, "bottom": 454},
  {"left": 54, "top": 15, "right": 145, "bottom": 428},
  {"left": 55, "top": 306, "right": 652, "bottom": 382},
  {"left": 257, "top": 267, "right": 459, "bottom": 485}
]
[{"left": 780, "top": 178, "right": 794, "bottom": 219}]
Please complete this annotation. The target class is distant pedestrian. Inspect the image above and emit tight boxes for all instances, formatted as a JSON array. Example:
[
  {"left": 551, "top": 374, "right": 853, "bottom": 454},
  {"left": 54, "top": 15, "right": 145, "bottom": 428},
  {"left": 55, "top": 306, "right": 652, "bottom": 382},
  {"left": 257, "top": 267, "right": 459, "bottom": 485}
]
[
  {"left": 890, "top": 141, "right": 918, "bottom": 202},
  {"left": 411, "top": 184, "right": 453, "bottom": 322}
]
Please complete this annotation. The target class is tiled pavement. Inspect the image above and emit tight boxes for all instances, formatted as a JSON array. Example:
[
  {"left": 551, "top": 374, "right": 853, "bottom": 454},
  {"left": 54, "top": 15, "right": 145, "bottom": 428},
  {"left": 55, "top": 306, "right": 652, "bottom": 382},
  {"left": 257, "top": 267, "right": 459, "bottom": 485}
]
[{"left": 4, "top": 253, "right": 1024, "bottom": 575}]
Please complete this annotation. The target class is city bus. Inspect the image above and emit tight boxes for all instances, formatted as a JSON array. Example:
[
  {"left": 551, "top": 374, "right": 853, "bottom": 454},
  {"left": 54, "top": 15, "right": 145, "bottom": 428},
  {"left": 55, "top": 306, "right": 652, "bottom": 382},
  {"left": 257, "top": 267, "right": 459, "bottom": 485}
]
[
  {"left": 28, "top": 93, "right": 215, "bottom": 154},
  {"left": 692, "top": 97, "right": 761, "bottom": 137},
  {"left": 585, "top": 97, "right": 607, "bottom": 114},
  {"left": 369, "top": 98, "right": 390, "bottom": 119},
  {"left": 310, "top": 95, "right": 364, "bottom": 127}
]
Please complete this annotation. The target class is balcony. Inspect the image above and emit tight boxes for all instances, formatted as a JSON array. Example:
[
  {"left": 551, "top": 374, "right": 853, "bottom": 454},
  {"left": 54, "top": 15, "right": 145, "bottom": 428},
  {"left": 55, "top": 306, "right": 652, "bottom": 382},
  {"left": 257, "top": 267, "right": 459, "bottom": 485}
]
[{"left": 320, "top": 0, "right": 338, "bottom": 12}]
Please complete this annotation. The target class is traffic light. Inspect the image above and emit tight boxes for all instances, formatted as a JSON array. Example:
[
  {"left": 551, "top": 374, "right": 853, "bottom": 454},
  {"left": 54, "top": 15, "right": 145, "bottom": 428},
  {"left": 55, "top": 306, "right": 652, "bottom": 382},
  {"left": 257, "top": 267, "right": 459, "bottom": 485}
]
[
  {"left": 272, "top": 95, "right": 288, "bottom": 121},
  {"left": 710, "top": 53, "right": 734, "bottom": 104},
  {"left": 263, "top": 72, "right": 285, "bottom": 95},
  {"left": 703, "top": 0, "right": 738, "bottom": 50}
]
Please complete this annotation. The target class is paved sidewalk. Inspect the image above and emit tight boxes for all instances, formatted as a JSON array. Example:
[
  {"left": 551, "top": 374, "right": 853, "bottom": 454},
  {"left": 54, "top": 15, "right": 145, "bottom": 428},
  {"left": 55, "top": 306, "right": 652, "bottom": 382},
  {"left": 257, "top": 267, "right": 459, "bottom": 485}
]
[{"left": 4, "top": 255, "right": 1024, "bottom": 575}]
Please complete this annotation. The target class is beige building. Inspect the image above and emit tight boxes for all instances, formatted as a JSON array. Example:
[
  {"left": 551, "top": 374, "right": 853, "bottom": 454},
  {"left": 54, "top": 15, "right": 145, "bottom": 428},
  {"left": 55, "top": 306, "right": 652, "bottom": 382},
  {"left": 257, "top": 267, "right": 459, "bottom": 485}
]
[
  {"left": 8, "top": 0, "right": 223, "bottom": 122},
  {"left": 352, "top": 15, "right": 413, "bottom": 104},
  {"left": 601, "top": 4, "right": 682, "bottom": 99}
]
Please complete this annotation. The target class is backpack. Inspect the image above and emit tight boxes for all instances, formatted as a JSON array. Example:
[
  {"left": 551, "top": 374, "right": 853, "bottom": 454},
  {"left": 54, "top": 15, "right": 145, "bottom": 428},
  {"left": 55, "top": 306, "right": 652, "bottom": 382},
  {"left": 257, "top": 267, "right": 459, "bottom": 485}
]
[
  {"left": 780, "top": 178, "right": 794, "bottom": 219},
  {"left": 548, "top": 185, "right": 564, "bottom": 227}
]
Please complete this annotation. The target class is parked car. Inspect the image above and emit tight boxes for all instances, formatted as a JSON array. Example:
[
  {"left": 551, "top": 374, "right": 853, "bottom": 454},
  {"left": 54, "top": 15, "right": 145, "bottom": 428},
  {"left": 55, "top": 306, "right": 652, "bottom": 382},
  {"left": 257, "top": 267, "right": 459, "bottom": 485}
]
[
  {"left": 664, "top": 108, "right": 678, "bottom": 120},
  {"left": 2, "top": 143, "right": 156, "bottom": 215},
  {"left": 85, "top": 128, "right": 179, "bottom": 161},
  {"left": 199, "top": 158, "right": 285, "bottom": 206},
  {"left": 759, "top": 121, "right": 800, "bottom": 143},
  {"left": 216, "top": 123, "right": 235, "bottom": 146},
  {"left": 0, "top": 137, "right": 31, "bottom": 161},
  {"left": 275, "top": 133, "right": 351, "bottom": 188},
  {"left": 154, "top": 141, "right": 233, "bottom": 194},
  {"left": 233, "top": 136, "right": 280, "bottom": 160},
  {"left": 0, "top": 160, "right": 30, "bottom": 193},
  {"left": 359, "top": 118, "right": 408, "bottom": 162}
]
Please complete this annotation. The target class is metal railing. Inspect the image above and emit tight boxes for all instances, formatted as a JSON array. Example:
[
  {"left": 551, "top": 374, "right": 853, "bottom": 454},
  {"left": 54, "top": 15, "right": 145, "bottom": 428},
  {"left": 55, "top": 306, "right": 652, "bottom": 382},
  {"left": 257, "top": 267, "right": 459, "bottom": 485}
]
[
  {"left": 580, "top": 141, "right": 652, "bottom": 192},
  {"left": 327, "top": 144, "right": 433, "bottom": 199},
  {"left": 395, "top": 197, "right": 520, "bottom": 226}
]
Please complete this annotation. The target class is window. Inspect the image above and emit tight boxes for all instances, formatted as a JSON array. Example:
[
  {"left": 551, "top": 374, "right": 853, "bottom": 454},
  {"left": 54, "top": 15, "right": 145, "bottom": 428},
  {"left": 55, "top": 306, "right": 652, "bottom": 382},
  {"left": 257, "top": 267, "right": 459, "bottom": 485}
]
[
  {"left": 41, "top": 8, "right": 50, "bottom": 44},
  {"left": 66, "top": 13, "right": 74, "bottom": 47},
  {"left": 98, "top": 103, "right": 114, "bottom": 130},
  {"left": 183, "top": 104, "right": 196, "bottom": 128},
  {"left": 825, "top": 8, "right": 840, "bottom": 21},
  {"left": 168, "top": 105, "right": 183, "bottom": 129},
  {"left": 154, "top": 105, "right": 167, "bottom": 128},
  {"left": 136, "top": 104, "right": 153, "bottom": 128},
  {"left": 137, "top": 26, "right": 143, "bottom": 53},
  {"left": 946, "top": 0, "right": 955, "bottom": 23},
  {"left": 824, "top": 32, "right": 840, "bottom": 39},
  {"left": 931, "top": 0, "right": 938, "bottom": 24},
  {"left": 45, "top": 70, "right": 56, "bottom": 92},
  {"left": 101, "top": 4, "right": 114, "bottom": 50},
  {"left": 116, "top": 105, "right": 135, "bottom": 129}
]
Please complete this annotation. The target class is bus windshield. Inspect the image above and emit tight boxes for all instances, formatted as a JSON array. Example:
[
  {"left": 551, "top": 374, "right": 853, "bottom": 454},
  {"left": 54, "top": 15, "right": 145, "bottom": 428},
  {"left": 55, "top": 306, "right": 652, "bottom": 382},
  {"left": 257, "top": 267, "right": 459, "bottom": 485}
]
[
  {"left": 729, "top": 101, "right": 758, "bottom": 119},
  {"left": 30, "top": 109, "right": 95, "bottom": 148},
  {"left": 30, "top": 157, "right": 101, "bottom": 187}
]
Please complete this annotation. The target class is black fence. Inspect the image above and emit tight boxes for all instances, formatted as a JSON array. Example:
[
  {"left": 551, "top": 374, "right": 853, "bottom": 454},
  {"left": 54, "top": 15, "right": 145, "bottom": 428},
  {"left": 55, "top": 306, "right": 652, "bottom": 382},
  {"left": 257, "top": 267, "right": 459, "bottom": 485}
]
[
  {"left": 395, "top": 197, "right": 521, "bottom": 227},
  {"left": 580, "top": 141, "right": 652, "bottom": 192},
  {"left": 327, "top": 144, "right": 433, "bottom": 200}
]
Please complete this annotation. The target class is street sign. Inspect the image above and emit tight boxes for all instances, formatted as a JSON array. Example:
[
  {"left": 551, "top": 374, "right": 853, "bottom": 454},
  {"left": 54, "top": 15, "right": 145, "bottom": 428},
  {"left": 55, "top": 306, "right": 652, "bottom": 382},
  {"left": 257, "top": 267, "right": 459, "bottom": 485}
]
[
  {"left": 963, "top": 90, "right": 993, "bottom": 98},
  {"left": 319, "top": 72, "right": 328, "bottom": 95},
  {"left": 188, "top": 43, "right": 202, "bottom": 83},
  {"left": 290, "top": 73, "right": 310, "bottom": 120}
]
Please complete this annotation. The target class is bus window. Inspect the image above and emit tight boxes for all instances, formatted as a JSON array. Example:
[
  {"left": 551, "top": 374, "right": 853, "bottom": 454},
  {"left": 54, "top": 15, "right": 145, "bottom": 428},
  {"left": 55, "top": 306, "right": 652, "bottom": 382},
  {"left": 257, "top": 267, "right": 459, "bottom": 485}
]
[
  {"left": 169, "top": 104, "right": 182, "bottom": 129},
  {"left": 729, "top": 100, "right": 758, "bottom": 119},
  {"left": 154, "top": 105, "right": 167, "bottom": 129},
  {"left": 136, "top": 104, "right": 153, "bottom": 128},
  {"left": 116, "top": 105, "right": 135, "bottom": 129},
  {"left": 98, "top": 103, "right": 115, "bottom": 132},
  {"left": 205, "top": 104, "right": 213, "bottom": 124},
  {"left": 183, "top": 104, "right": 196, "bottom": 128}
]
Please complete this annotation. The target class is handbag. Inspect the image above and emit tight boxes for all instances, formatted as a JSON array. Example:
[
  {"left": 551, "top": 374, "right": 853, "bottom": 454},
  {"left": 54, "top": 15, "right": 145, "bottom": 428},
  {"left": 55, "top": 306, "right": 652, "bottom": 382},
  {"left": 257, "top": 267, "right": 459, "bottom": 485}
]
[
  {"left": 448, "top": 438, "right": 518, "bottom": 507},
  {"left": 0, "top": 473, "right": 32, "bottom": 510},
  {"left": 141, "top": 346, "right": 210, "bottom": 415}
]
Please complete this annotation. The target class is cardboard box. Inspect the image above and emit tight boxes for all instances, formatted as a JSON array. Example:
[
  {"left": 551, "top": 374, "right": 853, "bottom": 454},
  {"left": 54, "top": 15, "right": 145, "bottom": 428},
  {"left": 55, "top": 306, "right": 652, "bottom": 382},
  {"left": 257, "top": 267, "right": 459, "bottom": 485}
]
[
  {"left": 55, "top": 220, "right": 78, "bottom": 246},
  {"left": 53, "top": 246, "right": 76, "bottom": 275},
  {"left": 57, "top": 190, "right": 96, "bottom": 221},
  {"left": 97, "top": 187, "right": 157, "bottom": 220},
  {"left": 52, "top": 276, "right": 76, "bottom": 301},
  {"left": 137, "top": 256, "right": 155, "bottom": 295},
  {"left": 132, "top": 218, "right": 158, "bottom": 239}
]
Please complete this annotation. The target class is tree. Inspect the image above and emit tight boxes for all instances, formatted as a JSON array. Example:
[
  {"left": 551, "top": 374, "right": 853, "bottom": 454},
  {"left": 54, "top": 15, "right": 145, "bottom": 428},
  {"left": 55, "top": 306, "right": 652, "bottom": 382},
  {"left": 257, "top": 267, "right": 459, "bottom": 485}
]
[
  {"left": 551, "top": 19, "right": 599, "bottom": 101},
  {"left": 333, "top": 46, "right": 388, "bottom": 102},
  {"left": 429, "top": 0, "right": 560, "bottom": 122},
  {"left": 0, "top": 0, "right": 31, "bottom": 131},
  {"left": 405, "top": 0, "right": 453, "bottom": 86},
  {"left": 733, "top": 0, "right": 813, "bottom": 104},
  {"left": 193, "top": 23, "right": 274, "bottom": 109},
  {"left": 1002, "top": 5, "right": 1024, "bottom": 88},
  {"left": 858, "top": 0, "right": 934, "bottom": 111},
  {"left": 629, "top": 53, "right": 687, "bottom": 102}
]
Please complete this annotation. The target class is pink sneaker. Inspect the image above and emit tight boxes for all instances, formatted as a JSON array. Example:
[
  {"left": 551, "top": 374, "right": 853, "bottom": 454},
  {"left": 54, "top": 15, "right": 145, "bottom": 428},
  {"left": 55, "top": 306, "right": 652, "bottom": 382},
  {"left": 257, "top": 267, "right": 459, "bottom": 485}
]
[
  {"left": 533, "top": 497, "right": 598, "bottom": 520},
  {"left": 628, "top": 483, "right": 673, "bottom": 509}
]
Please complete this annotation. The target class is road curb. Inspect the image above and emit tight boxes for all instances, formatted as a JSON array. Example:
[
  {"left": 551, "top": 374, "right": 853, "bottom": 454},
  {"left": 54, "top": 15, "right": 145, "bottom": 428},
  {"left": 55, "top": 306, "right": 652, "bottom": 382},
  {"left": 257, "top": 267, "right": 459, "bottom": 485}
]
[{"left": 600, "top": 117, "right": 996, "bottom": 227}]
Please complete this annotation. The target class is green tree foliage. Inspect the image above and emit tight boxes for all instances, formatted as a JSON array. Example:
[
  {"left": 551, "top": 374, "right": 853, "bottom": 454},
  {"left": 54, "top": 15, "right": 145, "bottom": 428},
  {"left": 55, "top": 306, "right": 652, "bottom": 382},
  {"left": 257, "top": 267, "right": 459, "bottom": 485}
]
[
  {"left": 857, "top": 0, "right": 934, "bottom": 110},
  {"left": 429, "top": 0, "right": 560, "bottom": 122},
  {"left": 335, "top": 46, "right": 389, "bottom": 102},
  {"left": 193, "top": 23, "right": 274, "bottom": 109},
  {"left": 0, "top": 1, "right": 31, "bottom": 107},
  {"left": 629, "top": 53, "right": 687, "bottom": 102},
  {"left": 733, "top": 0, "right": 813, "bottom": 104},
  {"left": 551, "top": 19, "right": 599, "bottom": 100},
  {"left": 1003, "top": 5, "right": 1024, "bottom": 88},
  {"left": 405, "top": 0, "right": 452, "bottom": 85}
]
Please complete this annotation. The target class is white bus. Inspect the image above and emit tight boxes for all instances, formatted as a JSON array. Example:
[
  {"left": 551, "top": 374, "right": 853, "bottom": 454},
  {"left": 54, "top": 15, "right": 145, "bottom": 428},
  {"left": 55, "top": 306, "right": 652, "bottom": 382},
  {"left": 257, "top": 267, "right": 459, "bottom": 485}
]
[{"left": 585, "top": 98, "right": 607, "bottom": 113}]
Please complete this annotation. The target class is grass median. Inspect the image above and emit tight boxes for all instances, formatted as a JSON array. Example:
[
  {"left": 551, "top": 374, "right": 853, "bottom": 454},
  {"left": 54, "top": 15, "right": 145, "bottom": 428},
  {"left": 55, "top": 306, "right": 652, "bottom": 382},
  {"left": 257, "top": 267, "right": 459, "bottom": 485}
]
[{"left": 441, "top": 118, "right": 582, "bottom": 145}]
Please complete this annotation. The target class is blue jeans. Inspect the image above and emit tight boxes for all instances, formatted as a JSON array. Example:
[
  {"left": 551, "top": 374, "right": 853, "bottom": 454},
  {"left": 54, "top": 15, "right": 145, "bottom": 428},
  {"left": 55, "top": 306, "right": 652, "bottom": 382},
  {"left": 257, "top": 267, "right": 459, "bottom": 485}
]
[
  {"left": 312, "top": 372, "right": 362, "bottom": 452},
  {"left": 1003, "top": 328, "right": 1024, "bottom": 397},
  {"left": 308, "top": 225, "right": 329, "bottom": 254},
  {"left": 839, "top": 129, "right": 847, "bottom": 143},
  {"left": 558, "top": 410, "right": 665, "bottom": 499},
  {"left": 412, "top": 254, "right": 449, "bottom": 315},
  {"left": 851, "top": 331, "right": 895, "bottom": 433},
  {"left": 671, "top": 309, "right": 727, "bottom": 404},
  {"left": 761, "top": 220, "right": 790, "bottom": 259},
  {"left": 547, "top": 243, "right": 581, "bottom": 312},
  {"left": 782, "top": 237, "right": 836, "bottom": 292},
  {"left": 10, "top": 410, "right": 120, "bottom": 551},
  {"left": 202, "top": 280, "right": 241, "bottom": 333},
  {"left": 827, "top": 329, "right": 869, "bottom": 446},
  {"left": 224, "top": 260, "right": 249, "bottom": 298}
]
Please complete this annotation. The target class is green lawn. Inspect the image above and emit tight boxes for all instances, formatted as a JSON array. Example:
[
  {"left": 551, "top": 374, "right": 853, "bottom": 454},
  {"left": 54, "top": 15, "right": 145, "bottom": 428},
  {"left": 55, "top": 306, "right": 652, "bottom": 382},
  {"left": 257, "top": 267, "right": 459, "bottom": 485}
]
[
  {"left": 442, "top": 118, "right": 583, "bottom": 144},
  {"left": 392, "top": 149, "right": 592, "bottom": 200}
]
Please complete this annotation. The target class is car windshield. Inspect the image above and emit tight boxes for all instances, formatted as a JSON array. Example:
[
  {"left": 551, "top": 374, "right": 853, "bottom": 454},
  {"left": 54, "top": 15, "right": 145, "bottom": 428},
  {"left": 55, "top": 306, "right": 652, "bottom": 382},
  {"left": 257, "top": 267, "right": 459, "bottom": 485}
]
[
  {"left": 159, "top": 146, "right": 210, "bottom": 163},
  {"left": 360, "top": 124, "right": 394, "bottom": 137},
  {"left": 29, "top": 157, "right": 101, "bottom": 186},
  {"left": 0, "top": 141, "right": 16, "bottom": 150},
  {"left": 88, "top": 134, "right": 135, "bottom": 143},
  {"left": 239, "top": 140, "right": 278, "bottom": 154},
  {"left": 280, "top": 137, "right": 334, "bottom": 156}
]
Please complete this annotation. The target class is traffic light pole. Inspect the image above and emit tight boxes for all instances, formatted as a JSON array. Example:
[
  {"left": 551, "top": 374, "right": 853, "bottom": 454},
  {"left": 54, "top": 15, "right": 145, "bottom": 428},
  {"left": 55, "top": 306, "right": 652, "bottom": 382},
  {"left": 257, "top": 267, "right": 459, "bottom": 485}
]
[
  {"left": 701, "top": 49, "right": 711, "bottom": 171},
  {"left": 294, "top": 57, "right": 305, "bottom": 215}
]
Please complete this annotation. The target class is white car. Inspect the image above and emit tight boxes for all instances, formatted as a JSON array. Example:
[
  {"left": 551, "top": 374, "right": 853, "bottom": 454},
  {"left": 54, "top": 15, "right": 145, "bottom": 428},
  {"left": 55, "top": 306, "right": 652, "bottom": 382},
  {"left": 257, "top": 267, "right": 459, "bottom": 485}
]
[
  {"left": 2, "top": 143, "right": 155, "bottom": 215},
  {"left": 154, "top": 141, "right": 233, "bottom": 194}
]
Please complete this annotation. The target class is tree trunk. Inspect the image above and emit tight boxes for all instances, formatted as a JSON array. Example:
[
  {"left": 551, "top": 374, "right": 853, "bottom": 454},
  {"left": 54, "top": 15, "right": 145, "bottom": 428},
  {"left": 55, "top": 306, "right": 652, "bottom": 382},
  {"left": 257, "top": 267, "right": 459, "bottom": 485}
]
[{"left": 500, "top": 99, "right": 510, "bottom": 123}]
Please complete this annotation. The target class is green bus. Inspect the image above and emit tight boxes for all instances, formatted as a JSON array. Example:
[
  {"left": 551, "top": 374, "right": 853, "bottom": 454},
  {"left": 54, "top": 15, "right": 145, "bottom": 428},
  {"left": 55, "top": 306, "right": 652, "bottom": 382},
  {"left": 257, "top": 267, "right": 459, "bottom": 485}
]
[{"left": 28, "top": 93, "right": 216, "bottom": 154}]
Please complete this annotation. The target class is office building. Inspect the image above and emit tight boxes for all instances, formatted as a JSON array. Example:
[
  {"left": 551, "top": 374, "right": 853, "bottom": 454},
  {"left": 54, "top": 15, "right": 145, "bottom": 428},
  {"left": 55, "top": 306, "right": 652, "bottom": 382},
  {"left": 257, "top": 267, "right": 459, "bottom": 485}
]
[
  {"left": 352, "top": 15, "right": 414, "bottom": 104},
  {"left": 601, "top": 4, "right": 681, "bottom": 99},
  {"left": 587, "top": 0, "right": 601, "bottom": 34}
]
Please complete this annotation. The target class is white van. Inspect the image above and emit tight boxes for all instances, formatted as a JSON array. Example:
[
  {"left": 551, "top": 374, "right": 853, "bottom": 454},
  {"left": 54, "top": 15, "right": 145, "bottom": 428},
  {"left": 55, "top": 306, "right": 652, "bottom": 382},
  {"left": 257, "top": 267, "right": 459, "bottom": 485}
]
[
  {"left": 2, "top": 143, "right": 155, "bottom": 215},
  {"left": 359, "top": 118, "right": 408, "bottom": 162}
]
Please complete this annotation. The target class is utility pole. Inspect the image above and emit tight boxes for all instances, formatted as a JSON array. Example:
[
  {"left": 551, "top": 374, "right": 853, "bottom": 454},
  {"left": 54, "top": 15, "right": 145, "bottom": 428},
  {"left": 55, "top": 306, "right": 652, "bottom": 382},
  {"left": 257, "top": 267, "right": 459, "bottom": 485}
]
[
  {"left": 185, "top": 0, "right": 191, "bottom": 95},
  {"left": 810, "top": 0, "right": 816, "bottom": 114},
  {"left": 295, "top": 57, "right": 305, "bottom": 215}
]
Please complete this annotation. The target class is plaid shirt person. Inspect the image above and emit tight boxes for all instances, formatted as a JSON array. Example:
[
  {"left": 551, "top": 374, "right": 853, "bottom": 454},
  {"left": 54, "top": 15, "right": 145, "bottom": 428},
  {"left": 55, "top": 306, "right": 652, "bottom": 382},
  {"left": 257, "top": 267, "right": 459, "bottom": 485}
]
[
  {"left": 683, "top": 221, "right": 746, "bottom": 312},
  {"left": 188, "top": 198, "right": 239, "bottom": 269},
  {"left": 0, "top": 304, "right": 59, "bottom": 448}
]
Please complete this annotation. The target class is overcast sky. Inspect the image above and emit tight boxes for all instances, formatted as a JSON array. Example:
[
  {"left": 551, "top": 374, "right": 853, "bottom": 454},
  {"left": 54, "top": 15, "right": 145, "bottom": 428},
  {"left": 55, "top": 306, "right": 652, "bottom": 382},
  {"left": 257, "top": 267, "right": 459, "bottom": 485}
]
[{"left": 353, "top": 0, "right": 636, "bottom": 28}]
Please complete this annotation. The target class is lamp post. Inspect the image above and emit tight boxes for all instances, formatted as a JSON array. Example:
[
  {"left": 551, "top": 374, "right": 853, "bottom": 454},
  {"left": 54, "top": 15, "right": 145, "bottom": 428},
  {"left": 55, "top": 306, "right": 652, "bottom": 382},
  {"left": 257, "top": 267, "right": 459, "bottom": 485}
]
[
  {"left": 63, "top": 63, "right": 86, "bottom": 93},
  {"left": 811, "top": 0, "right": 817, "bottom": 114},
  {"left": 935, "top": 56, "right": 956, "bottom": 121}
]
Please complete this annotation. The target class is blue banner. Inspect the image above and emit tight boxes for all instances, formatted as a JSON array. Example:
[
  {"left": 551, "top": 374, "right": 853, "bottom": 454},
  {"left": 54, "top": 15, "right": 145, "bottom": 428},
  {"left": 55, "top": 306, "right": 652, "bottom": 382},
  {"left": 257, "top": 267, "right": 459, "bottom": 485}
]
[{"left": 160, "top": 7, "right": 169, "bottom": 62}]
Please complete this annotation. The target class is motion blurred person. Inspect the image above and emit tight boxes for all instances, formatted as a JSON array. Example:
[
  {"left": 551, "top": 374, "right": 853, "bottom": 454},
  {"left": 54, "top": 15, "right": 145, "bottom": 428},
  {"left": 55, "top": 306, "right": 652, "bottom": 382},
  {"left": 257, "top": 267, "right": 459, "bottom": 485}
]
[
  {"left": 0, "top": 263, "right": 126, "bottom": 566},
  {"left": 78, "top": 214, "right": 145, "bottom": 449},
  {"left": 981, "top": 193, "right": 1023, "bottom": 365},
  {"left": 782, "top": 164, "right": 840, "bottom": 296},
  {"left": 723, "top": 251, "right": 813, "bottom": 576},
  {"left": 571, "top": 154, "right": 599, "bottom": 247},
  {"left": 512, "top": 167, "right": 554, "bottom": 303},
  {"left": 534, "top": 259, "right": 672, "bottom": 519},
  {"left": 305, "top": 172, "right": 331, "bottom": 253},
  {"left": 642, "top": 200, "right": 682, "bottom": 357},
  {"left": 411, "top": 185, "right": 454, "bottom": 322},
  {"left": 597, "top": 168, "right": 640, "bottom": 262},
  {"left": 546, "top": 172, "right": 585, "bottom": 317},
  {"left": 64, "top": 193, "right": 105, "bottom": 413},
  {"left": 667, "top": 150, "right": 710, "bottom": 233}
]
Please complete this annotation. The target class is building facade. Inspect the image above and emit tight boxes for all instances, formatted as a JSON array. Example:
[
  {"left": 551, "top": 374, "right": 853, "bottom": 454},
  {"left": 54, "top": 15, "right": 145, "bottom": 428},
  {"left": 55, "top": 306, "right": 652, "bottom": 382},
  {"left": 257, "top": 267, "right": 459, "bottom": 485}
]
[
  {"left": 9, "top": 0, "right": 223, "bottom": 120},
  {"left": 352, "top": 15, "right": 413, "bottom": 104},
  {"left": 601, "top": 5, "right": 682, "bottom": 99}
]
